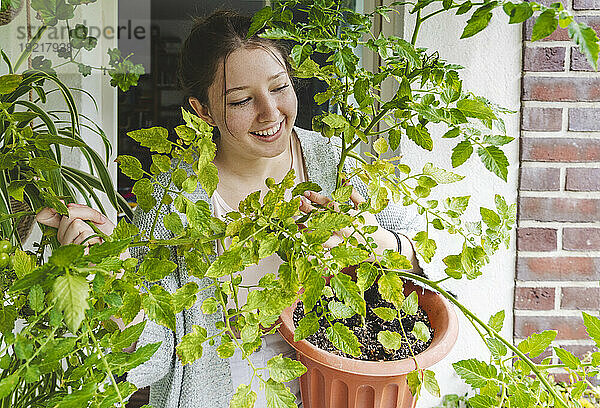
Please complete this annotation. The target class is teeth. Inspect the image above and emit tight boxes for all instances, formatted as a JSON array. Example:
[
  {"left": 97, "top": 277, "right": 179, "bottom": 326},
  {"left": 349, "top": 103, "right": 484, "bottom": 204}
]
[{"left": 253, "top": 122, "right": 281, "bottom": 136}]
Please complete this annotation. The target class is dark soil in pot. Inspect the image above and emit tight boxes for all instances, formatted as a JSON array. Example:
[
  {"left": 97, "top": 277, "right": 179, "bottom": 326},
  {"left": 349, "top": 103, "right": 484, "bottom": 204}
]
[{"left": 293, "top": 282, "right": 434, "bottom": 361}]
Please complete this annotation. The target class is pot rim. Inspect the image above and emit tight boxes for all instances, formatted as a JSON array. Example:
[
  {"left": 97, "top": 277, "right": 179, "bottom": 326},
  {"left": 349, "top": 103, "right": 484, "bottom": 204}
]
[{"left": 278, "top": 281, "right": 459, "bottom": 376}]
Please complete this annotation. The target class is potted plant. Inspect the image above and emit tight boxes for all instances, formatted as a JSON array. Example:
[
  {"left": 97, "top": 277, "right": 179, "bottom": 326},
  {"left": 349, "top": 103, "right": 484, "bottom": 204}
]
[
  {"left": 2, "top": 0, "right": 599, "bottom": 407},
  {"left": 0, "top": 0, "right": 22, "bottom": 27}
]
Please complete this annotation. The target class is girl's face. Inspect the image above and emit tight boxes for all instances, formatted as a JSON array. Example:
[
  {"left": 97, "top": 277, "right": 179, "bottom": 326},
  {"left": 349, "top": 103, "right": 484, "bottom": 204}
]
[{"left": 192, "top": 46, "right": 298, "bottom": 161}]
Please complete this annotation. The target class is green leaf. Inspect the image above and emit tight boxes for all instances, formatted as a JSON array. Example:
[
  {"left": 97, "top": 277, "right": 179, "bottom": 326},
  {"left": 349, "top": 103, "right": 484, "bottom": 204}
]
[
  {"left": 331, "top": 273, "right": 366, "bottom": 317},
  {"left": 402, "top": 291, "right": 419, "bottom": 315},
  {"left": 259, "top": 233, "right": 280, "bottom": 259},
  {"left": 583, "top": 312, "right": 600, "bottom": 347},
  {"left": 0, "top": 74, "right": 22, "bottom": 94},
  {"left": 127, "top": 127, "right": 172, "bottom": 153},
  {"left": 28, "top": 285, "right": 44, "bottom": 312},
  {"left": 477, "top": 146, "right": 508, "bottom": 181},
  {"left": 217, "top": 339, "right": 235, "bottom": 358},
  {"left": 468, "top": 394, "right": 497, "bottom": 408},
  {"left": 0, "top": 306, "right": 16, "bottom": 333},
  {"left": 553, "top": 347, "right": 580, "bottom": 370},
  {"left": 294, "top": 312, "right": 319, "bottom": 341},
  {"left": 374, "top": 137, "right": 389, "bottom": 155},
  {"left": 12, "top": 249, "right": 36, "bottom": 278},
  {"left": 111, "top": 321, "right": 147, "bottom": 351},
  {"left": 480, "top": 207, "right": 501, "bottom": 228},
  {"left": 53, "top": 273, "right": 89, "bottom": 333},
  {"left": 325, "top": 322, "right": 361, "bottom": 357},
  {"left": 176, "top": 325, "right": 207, "bottom": 365},
  {"left": 423, "top": 370, "right": 440, "bottom": 397},
  {"left": 330, "top": 246, "right": 369, "bottom": 268},
  {"left": 356, "top": 262, "right": 379, "bottom": 293},
  {"left": 230, "top": 384, "right": 258, "bottom": 408},
  {"left": 452, "top": 358, "right": 497, "bottom": 388},
  {"left": 373, "top": 307, "right": 397, "bottom": 321},
  {"left": 456, "top": 0, "right": 473, "bottom": 15},
  {"left": 332, "top": 185, "right": 353, "bottom": 202},
  {"left": 328, "top": 300, "right": 355, "bottom": 319},
  {"left": 461, "top": 2, "right": 497, "bottom": 39},
  {"left": 306, "top": 212, "right": 353, "bottom": 231},
  {"left": 377, "top": 330, "right": 403, "bottom": 350},
  {"left": 117, "top": 155, "right": 144, "bottom": 180},
  {"left": 406, "top": 125, "right": 433, "bottom": 151},
  {"left": 163, "top": 212, "right": 184, "bottom": 235},
  {"left": 413, "top": 231, "right": 437, "bottom": 263},
  {"left": 568, "top": 21, "right": 600, "bottom": 71},
  {"left": 517, "top": 330, "right": 557, "bottom": 357},
  {"left": 132, "top": 178, "right": 156, "bottom": 212},
  {"left": 173, "top": 282, "right": 199, "bottom": 313},
  {"left": 292, "top": 182, "right": 322, "bottom": 197},
  {"left": 49, "top": 244, "right": 84, "bottom": 267},
  {"left": 412, "top": 321, "right": 430, "bottom": 342},
  {"left": 142, "top": 285, "right": 175, "bottom": 331},
  {"left": 443, "top": 128, "right": 460, "bottom": 139},
  {"left": 457, "top": 99, "right": 496, "bottom": 120},
  {"left": 139, "top": 258, "right": 177, "bottom": 282},
  {"left": 422, "top": 163, "right": 464, "bottom": 184},
  {"left": 268, "top": 354, "right": 307, "bottom": 383},
  {"left": 531, "top": 9, "right": 558, "bottom": 42},
  {"left": 451, "top": 140, "right": 473, "bottom": 168},
  {"left": 488, "top": 310, "right": 505, "bottom": 332},
  {"left": 85, "top": 239, "right": 131, "bottom": 263},
  {"left": 29, "top": 157, "right": 60, "bottom": 171},
  {"left": 503, "top": 2, "right": 533, "bottom": 24},
  {"left": 388, "top": 128, "right": 402, "bottom": 151},
  {"left": 107, "top": 343, "right": 161, "bottom": 376},
  {"left": 206, "top": 246, "right": 243, "bottom": 278},
  {"left": 378, "top": 272, "right": 404, "bottom": 309},
  {"left": 486, "top": 338, "right": 507, "bottom": 358},
  {"left": 407, "top": 370, "right": 421, "bottom": 398},
  {"left": 197, "top": 162, "right": 219, "bottom": 197},
  {"left": 265, "top": 378, "right": 297, "bottom": 408}
]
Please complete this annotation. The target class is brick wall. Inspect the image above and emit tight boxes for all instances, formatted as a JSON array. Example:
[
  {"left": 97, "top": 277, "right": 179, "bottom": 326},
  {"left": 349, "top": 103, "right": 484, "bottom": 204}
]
[{"left": 516, "top": 1, "right": 600, "bottom": 367}]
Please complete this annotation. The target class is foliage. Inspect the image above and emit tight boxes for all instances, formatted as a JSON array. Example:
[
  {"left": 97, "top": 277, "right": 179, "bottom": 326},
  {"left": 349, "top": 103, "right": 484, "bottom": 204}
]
[{"left": 1, "top": 0, "right": 600, "bottom": 407}]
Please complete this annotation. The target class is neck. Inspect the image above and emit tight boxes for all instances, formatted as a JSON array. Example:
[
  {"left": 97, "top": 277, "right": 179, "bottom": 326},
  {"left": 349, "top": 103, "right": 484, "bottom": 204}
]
[{"left": 214, "top": 137, "right": 293, "bottom": 184}]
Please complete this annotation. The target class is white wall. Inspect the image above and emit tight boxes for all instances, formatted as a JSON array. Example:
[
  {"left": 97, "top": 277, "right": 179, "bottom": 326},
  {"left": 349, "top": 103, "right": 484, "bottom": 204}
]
[{"left": 398, "top": 9, "right": 522, "bottom": 407}]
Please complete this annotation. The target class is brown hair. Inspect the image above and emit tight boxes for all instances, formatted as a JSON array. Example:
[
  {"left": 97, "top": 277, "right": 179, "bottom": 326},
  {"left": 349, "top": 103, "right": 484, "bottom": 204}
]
[{"left": 178, "top": 10, "right": 292, "bottom": 110}]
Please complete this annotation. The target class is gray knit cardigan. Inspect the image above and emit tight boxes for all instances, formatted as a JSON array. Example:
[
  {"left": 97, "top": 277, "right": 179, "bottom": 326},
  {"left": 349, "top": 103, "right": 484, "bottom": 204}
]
[{"left": 127, "top": 127, "right": 425, "bottom": 408}]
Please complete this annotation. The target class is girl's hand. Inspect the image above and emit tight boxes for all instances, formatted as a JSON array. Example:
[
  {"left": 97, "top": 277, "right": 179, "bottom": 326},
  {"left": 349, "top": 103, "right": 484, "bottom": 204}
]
[
  {"left": 299, "top": 189, "right": 397, "bottom": 255},
  {"left": 36, "top": 203, "right": 115, "bottom": 246}
]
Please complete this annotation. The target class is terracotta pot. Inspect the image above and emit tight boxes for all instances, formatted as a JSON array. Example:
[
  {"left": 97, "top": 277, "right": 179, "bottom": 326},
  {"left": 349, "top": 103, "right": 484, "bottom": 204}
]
[{"left": 278, "top": 281, "right": 459, "bottom": 408}]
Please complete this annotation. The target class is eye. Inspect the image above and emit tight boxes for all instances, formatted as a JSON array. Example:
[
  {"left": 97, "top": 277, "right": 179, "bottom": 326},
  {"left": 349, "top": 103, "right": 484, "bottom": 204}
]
[
  {"left": 229, "top": 98, "right": 251, "bottom": 107},
  {"left": 272, "top": 84, "right": 289, "bottom": 92}
]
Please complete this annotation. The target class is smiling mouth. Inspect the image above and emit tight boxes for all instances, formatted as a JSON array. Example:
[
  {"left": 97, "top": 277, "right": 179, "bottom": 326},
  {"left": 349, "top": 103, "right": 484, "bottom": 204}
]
[{"left": 251, "top": 120, "right": 283, "bottom": 137}]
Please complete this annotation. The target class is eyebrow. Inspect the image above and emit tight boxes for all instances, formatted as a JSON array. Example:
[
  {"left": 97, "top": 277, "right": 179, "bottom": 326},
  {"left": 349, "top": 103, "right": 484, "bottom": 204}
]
[{"left": 224, "top": 71, "right": 287, "bottom": 96}]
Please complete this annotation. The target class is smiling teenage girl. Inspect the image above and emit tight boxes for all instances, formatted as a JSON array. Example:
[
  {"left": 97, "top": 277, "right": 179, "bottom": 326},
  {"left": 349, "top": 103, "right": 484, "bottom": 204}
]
[{"left": 37, "top": 10, "right": 425, "bottom": 408}]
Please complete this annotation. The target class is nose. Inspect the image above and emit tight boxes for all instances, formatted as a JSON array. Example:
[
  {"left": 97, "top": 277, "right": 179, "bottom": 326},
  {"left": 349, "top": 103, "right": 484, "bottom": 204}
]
[{"left": 256, "top": 93, "right": 279, "bottom": 123}]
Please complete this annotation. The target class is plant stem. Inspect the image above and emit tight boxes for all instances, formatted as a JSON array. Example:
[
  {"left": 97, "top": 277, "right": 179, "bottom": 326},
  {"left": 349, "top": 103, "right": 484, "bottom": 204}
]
[
  {"left": 85, "top": 319, "right": 125, "bottom": 406},
  {"left": 387, "top": 270, "right": 571, "bottom": 408}
]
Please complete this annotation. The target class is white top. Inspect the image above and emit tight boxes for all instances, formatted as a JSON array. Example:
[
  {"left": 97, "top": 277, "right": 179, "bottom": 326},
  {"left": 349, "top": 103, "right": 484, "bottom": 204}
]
[{"left": 211, "top": 132, "right": 307, "bottom": 308}]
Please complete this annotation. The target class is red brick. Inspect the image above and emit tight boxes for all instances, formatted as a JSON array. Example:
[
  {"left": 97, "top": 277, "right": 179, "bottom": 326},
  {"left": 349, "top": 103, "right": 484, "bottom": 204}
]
[
  {"left": 521, "top": 138, "right": 600, "bottom": 162},
  {"left": 566, "top": 168, "right": 600, "bottom": 191},
  {"left": 571, "top": 48, "right": 596, "bottom": 71},
  {"left": 574, "top": 0, "right": 600, "bottom": 9},
  {"left": 569, "top": 109, "right": 600, "bottom": 132},
  {"left": 519, "top": 167, "right": 560, "bottom": 191},
  {"left": 518, "top": 228, "right": 557, "bottom": 251},
  {"left": 519, "top": 197, "right": 600, "bottom": 221},
  {"left": 524, "top": 16, "right": 600, "bottom": 41},
  {"left": 516, "top": 256, "right": 600, "bottom": 280},
  {"left": 521, "top": 107, "right": 562, "bottom": 131},
  {"left": 561, "top": 287, "right": 600, "bottom": 309},
  {"left": 563, "top": 344, "right": 600, "bottom": 359},
  {"left": 515, "top": 287, "right": 556, "bottom": 310},
  {"left": 514, "top": 315, "right": 588, "bottom": 340},
  {"left": 523, "top": 47, "right": 566, "bottom": 71},
  {"left": 563, "top": 228, "right": 600, "bottom": 250},
  {"left": 522, "top": 77, "right": 600, "bottom": 102}
]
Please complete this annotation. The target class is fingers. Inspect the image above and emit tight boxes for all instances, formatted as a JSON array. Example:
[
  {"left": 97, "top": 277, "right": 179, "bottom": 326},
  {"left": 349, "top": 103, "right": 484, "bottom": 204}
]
[
  {"left": 349, "top": 188, "right": 366, "bottom": 209},
  {"left": 66, "top": 203, "right": 114, "bottom": 235},
  {"left": 35, "top": 208, "right": 61, "bottom": 228},
  {"left": 301, "top": 191, "right": 339, "bottom": 212}
]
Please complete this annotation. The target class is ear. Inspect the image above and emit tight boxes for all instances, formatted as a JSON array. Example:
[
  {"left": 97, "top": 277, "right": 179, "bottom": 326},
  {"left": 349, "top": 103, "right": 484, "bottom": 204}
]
[{"left": 189, "top": 97, "right": 216, "bottom": 126}]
